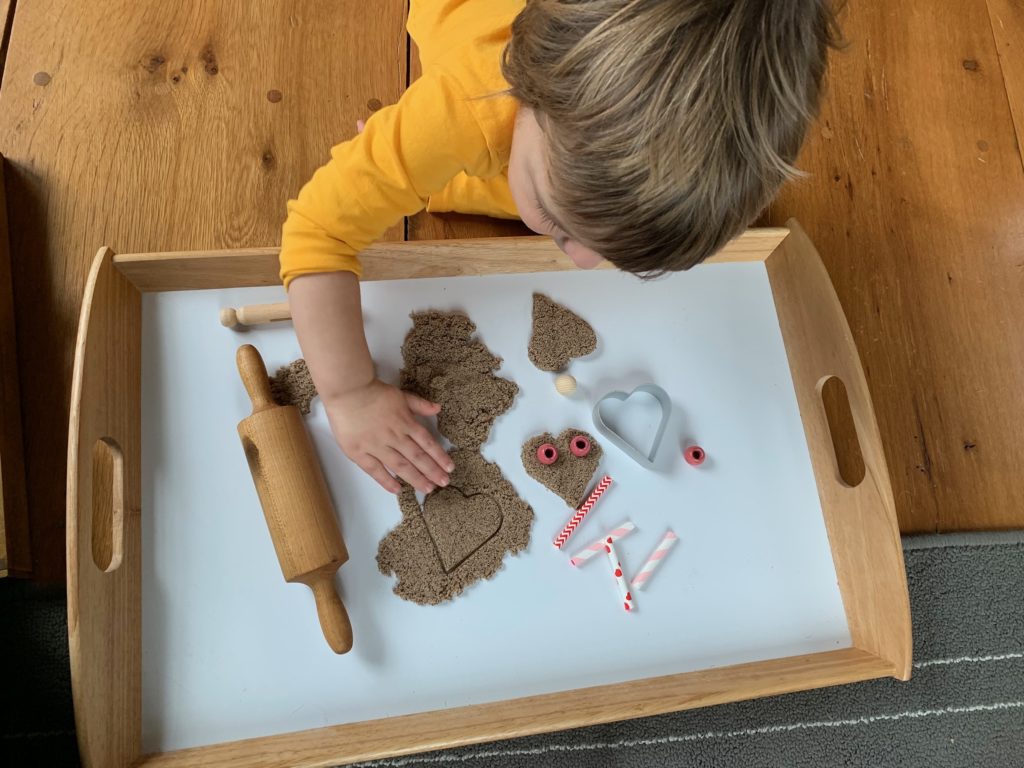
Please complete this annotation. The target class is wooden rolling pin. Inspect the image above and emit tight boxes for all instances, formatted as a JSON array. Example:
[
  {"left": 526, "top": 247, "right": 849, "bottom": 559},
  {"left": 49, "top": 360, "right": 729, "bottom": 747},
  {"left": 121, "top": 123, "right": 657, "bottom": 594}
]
[
  {"left": 220, "top": 301, "right": 291, "bottom": 329},
  {"left": 235, "top": 344, "right": 353, "bottom": 654}
]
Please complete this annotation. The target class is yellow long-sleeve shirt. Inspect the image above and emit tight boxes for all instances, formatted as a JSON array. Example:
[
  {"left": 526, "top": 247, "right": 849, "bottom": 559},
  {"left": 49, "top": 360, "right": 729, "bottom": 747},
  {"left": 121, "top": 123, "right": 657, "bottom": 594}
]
[{"left": 279, "top": 1, "right": 524, "bottom": 287}]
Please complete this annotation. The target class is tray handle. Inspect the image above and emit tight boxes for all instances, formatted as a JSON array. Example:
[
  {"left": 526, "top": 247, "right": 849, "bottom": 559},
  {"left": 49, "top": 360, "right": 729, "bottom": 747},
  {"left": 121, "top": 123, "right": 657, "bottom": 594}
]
[
  {"left": 766, "top": 219, "right": 912, "bottom": 680},
  {"left": 67, "top": 247, "right": 142, "bottom": 767},
  {"left": 816, "top": 375, "right": 867, "bottom": 488},
  {"left": 90, "top": 437, "right": 125, "bottom": 573}
]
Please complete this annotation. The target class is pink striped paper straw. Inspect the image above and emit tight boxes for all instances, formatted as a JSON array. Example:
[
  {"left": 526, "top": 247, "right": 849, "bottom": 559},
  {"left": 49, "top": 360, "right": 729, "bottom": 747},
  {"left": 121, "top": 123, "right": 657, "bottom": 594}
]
[
  {"left": 605, "top": 538, "right": 634, "bottom": 612},
  {"left": 630, "top": 530, "right": 678, "bottom": 590},
  {"left": 570, "top": 521, "right": 636, "bottom": 567},
  {"left": 553, "top": 475, "right": 612, "bottom": 549}
]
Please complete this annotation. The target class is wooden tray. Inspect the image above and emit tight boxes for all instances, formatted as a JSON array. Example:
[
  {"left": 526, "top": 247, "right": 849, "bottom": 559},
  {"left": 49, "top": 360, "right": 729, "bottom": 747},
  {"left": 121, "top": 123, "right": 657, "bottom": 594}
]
[{"left": 67, "top": 220, "right": 911, "bottom": 767}]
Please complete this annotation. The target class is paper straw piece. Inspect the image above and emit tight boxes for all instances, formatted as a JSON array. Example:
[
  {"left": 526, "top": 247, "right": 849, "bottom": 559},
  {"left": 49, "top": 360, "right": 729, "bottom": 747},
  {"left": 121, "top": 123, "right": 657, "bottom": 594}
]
[
  {"left": 605, "top": 538, "right": 634, "bottom": 612},
  {"left": 553, "top": 475, "right": 613, "bottom": 549},
  {"left": 630, "top": 530, "right": 679, "bottom": 590},
  {"left": 570, "top": 521, "right": 636, "bottom": 566}
]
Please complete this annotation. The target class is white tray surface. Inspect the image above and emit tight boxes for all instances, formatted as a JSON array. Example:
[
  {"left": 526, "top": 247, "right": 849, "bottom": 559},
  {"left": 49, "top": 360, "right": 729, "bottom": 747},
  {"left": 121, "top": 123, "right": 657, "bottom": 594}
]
[{"left": 141, "top": 264, "right": 850, "bottom": 751}]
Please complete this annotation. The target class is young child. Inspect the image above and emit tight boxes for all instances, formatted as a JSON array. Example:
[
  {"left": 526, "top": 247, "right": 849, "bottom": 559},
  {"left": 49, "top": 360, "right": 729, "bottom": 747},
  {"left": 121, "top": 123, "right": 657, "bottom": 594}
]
[{"left": 281, "top": 0, "right": 839, "bottom": 496}]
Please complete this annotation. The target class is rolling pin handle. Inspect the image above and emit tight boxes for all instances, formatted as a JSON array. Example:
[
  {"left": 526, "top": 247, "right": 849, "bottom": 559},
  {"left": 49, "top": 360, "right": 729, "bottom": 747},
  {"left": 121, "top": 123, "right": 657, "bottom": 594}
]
[
  {"left": 219, "top": 307, "right": 240, "bottom": 328},
  {"left": 236, "top": 344, "right": 276, "bottom": 413},
  {"left": 309, "top": 574, "right": 354, "bottom": 654}
]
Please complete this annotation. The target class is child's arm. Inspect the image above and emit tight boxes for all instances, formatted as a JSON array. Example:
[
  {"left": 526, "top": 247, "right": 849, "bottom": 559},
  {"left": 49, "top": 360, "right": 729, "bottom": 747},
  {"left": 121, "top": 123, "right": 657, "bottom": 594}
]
[
  {"left": 289, "top": 271, "right": 454, "bottom": 494},
  {"left": 280, "top": 72, "right": 500, "bottom": 493}
]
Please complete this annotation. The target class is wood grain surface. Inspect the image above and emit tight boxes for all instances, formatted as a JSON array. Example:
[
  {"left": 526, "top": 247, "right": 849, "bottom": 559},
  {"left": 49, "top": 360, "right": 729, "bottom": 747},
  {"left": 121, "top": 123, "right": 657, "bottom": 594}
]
[
  {"left": 762, "top": 0, "right": 1024, "bottom": 532},
  {"left": 987, "top": 0, "right": 1024, "bottom": 158},
  {"left": 0, "top": 0, "right": 13, "bottom": 83},
  {"left": 0, "top": 0, "right": 406, "bottom": 580}
]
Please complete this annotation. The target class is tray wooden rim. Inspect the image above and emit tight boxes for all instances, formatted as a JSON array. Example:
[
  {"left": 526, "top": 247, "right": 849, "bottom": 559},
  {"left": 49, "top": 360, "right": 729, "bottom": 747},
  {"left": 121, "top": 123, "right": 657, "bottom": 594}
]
[
  {"left": 111, "top": 227, "right": 792, "bottom": 292},
  {"left": 66, "top": 222, "right": 911, "bottom": 767}
]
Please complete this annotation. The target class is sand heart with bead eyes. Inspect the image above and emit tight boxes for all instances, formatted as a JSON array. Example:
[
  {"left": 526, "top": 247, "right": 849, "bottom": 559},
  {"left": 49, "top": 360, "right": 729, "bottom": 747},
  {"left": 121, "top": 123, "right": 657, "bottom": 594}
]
[{"left": 520, "top": 428, "right": 603, "bottom": 508}]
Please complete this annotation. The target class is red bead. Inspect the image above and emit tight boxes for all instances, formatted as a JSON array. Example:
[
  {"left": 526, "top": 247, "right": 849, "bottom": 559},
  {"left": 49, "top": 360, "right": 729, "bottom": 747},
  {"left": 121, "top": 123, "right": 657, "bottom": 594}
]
[
  {"left": 537, "top": 443, "right": 558, "bottom": 465},
  {"left": 569, "top": 435, "right": 591, "bottom": 457},
  {"left": 684, "top": 444, "right": 706, "bottom": 466}
]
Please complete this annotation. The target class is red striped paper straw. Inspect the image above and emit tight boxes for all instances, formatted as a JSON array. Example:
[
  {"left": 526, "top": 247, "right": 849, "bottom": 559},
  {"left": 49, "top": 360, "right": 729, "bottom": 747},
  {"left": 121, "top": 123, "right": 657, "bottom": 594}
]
[
  {"left": 570, "top": 521, "right": 636, "bottom": 566},
  {"left": 553, "top": 475, "right": 613, "bottom": 549},
  {"left": 630, "top": 530, "right": 678, "bottom": 590},
  {"left": 605, "top": 538, "right": 634, "bottom": 612}
]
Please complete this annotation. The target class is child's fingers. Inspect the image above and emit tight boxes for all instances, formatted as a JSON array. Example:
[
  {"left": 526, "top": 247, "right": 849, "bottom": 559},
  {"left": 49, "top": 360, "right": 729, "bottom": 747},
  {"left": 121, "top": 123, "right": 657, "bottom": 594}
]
[
  {"left": 355, "top": 454, "right": 401, "bottom": 494},
  {"left": 381, "top": 447, "right": 435, "bottom": 494},
  {"left": 397, "top": 436, "right": 450, "bottom": 488},
  {"left": 408, "top": 424, "right": 455, "bottom": 473},
  {"left": 356, "top": 119, "right": 366, "bottom": 133},
  {"left": 403, "top": 392, "right": 442, "bottom": 417}
]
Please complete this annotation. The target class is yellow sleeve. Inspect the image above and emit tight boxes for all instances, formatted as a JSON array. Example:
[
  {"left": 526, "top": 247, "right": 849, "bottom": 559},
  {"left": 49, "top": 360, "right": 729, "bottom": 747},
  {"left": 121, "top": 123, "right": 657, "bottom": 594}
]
[
  {"left": 408, "top": 0, "right": 524, "bottom": 73},
  {"left": 279, "top": 71, "right": 496, "bottom": 287}
]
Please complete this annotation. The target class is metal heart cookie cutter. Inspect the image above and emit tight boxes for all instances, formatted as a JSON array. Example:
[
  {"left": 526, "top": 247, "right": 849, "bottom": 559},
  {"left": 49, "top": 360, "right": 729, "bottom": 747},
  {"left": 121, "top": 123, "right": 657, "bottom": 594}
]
[{"left": 592, "top": 384, "right": 672, "bottom": 469}]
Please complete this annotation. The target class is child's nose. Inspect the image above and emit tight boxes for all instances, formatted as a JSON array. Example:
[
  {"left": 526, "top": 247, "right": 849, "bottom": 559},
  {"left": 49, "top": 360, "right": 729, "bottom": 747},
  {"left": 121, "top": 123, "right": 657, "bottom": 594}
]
[{"left": 565, "top": 240, "right": 604, "bottom": 270}]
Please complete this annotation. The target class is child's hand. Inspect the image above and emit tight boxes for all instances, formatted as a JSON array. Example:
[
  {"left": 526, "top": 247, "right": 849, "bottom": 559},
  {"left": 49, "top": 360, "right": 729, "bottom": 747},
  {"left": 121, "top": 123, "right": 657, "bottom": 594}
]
[
  {"left": 324, "top": 379, "right": 453, "bottom": 495},
  {"left": 288, "top": 272, "right": 447, "bottom": 496}
]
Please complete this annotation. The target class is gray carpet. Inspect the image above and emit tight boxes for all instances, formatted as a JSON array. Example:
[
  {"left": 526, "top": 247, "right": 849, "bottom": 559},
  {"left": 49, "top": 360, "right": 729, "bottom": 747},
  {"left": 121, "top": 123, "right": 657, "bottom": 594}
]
[
  {"left": 353, "top": 532, "right": 1024, "bottom": 768},
  {"left": 2, "top": 532, "right": 1022, "bottom": 767},
  {"left": 0, "top": 580, "right": 77, "bottom": 766}
]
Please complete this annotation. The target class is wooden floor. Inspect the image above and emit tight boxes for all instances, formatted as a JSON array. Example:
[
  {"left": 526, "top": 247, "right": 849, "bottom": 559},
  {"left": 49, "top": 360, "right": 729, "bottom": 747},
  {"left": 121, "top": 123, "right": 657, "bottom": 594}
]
[{"left": 0, "top": 1, "right": 1021, "bottom": 580}]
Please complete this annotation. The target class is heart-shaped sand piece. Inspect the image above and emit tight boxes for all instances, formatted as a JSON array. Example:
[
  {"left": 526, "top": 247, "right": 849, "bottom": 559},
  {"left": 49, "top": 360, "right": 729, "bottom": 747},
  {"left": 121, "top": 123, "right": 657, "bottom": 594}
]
[
  {"left": 592, "top": 384, "right": 672, "bottom": 468},
  {"left": 421, "top": 488, "right": 503, "bottom": 573},
  {"left": 528, "top": 294, "right": 597, "bottom": 372},
  {"left": 521, "top": 429, "right": 603, "bottom": 508}
]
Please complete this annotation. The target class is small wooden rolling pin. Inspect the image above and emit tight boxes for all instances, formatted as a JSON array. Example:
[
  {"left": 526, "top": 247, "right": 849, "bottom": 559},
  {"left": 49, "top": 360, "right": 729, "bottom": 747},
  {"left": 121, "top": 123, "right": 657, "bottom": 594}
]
[{"left": 235, "top": 344, "right": 353, "bottom": 654}]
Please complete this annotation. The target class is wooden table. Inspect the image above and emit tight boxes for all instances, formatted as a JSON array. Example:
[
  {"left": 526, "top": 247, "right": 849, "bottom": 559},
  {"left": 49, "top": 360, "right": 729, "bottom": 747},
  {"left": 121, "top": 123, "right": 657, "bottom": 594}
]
[{"left": 1, "top": 0, "right": 1022, "bottom": 580}]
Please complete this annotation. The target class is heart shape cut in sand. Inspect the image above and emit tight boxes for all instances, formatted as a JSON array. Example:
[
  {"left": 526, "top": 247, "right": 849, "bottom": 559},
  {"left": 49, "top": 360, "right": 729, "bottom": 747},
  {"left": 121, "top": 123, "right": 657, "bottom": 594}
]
[
  {"left": 421, "top": 487, "right": 503, "bottom": 573},
  {"left": 521, "top": 429, "right": 603, "bottom": 508},
  {"left": 592, "top": 384, "right": 672, "bottom": 468},
  {"left": 528, "top": 294, "right": 597, "bottom": 372}
]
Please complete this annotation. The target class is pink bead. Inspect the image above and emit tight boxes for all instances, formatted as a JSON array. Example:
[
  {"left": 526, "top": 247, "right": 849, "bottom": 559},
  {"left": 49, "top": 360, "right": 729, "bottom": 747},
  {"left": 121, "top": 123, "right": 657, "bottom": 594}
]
[
  {"left": 537, "top": 443, "right": 558, "bottom": 465},
  {"left": 569, "top": 435, "right": 591, "bottom": 457},
  {"left": 684, "top": 444, "right": 706, "bottom": 466}
]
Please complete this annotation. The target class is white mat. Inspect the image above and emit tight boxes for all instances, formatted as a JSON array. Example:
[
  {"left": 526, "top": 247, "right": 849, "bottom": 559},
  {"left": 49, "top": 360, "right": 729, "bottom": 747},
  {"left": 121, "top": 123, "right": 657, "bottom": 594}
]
[{"left": 141, "top": 264, "right": 850, "bottom": 751}]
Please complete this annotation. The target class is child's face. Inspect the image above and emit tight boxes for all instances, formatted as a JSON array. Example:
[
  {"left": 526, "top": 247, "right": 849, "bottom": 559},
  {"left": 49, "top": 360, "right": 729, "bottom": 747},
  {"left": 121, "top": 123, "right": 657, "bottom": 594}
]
[{"left": 508, "top": 107, "right": 605, "bottom": 270}]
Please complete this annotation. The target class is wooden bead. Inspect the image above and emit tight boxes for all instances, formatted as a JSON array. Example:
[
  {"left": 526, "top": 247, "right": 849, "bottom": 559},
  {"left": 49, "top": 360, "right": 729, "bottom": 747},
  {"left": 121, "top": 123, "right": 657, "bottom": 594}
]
[
  {"left": 555, "top": 373, "right": 577, "bottom": 396},
  {"left": 684, "top": 445, "right": 706, "bottom": 466},
  {"left": 536, "top": 443, "right": 559, "bottom": 465},
  {"left": 569, "top": 435, "right": 591, "bottom": 457}
]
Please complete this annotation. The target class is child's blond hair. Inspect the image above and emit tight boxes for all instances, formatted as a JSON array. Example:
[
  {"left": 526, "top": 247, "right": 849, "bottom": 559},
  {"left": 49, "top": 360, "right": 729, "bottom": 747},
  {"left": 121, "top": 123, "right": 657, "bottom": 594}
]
[{"left": 502, "top": 0, "right": 842, "bottom": 274}]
